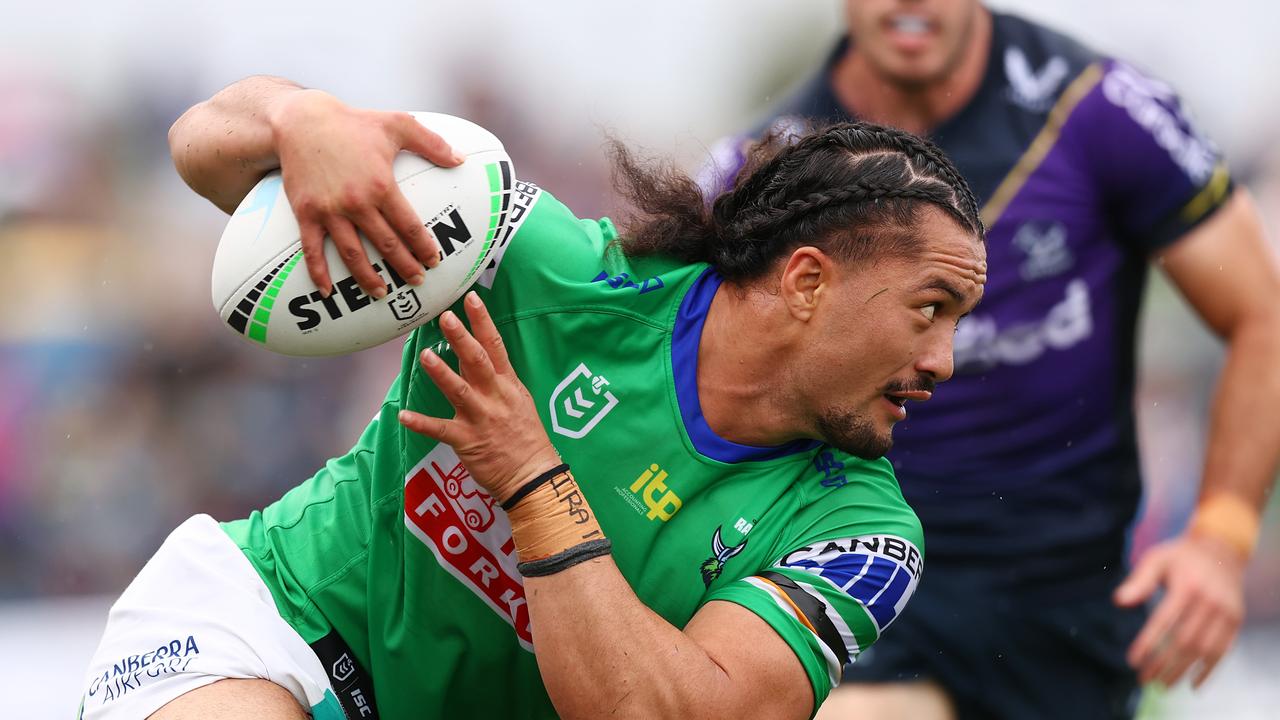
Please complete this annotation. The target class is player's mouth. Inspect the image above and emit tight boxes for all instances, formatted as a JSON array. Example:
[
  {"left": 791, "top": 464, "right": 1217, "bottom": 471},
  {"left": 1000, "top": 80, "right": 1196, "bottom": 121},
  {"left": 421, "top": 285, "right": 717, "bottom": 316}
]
[
  {"left": 883, "top": 13, "right": 936, "bottom": 53},
  {"left": 881, "top": 389, "right": 933, "bottom": 421}
]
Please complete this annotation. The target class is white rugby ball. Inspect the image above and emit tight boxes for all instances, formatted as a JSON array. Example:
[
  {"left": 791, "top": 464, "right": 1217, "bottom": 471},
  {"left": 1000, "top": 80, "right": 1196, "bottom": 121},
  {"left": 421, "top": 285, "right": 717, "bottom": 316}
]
[{"left": 212, "top": 112, "right": 513, "bottom": 356}]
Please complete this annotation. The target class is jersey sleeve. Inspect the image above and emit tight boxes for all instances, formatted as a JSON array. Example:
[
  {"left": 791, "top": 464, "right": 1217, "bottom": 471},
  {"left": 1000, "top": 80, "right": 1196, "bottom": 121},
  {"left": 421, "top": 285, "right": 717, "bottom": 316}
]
[
  {"left": 701, "top": 455, "right": 924, "bottom": 713},
  {"left": 1072, "top": 59, "right": 1233, "bottom": 252},
  {"left": 470, "top": 181, "right": 619, "bottom": 316},
  {"left": 398, "top": 181, "right": 619, "bottom": 363}
]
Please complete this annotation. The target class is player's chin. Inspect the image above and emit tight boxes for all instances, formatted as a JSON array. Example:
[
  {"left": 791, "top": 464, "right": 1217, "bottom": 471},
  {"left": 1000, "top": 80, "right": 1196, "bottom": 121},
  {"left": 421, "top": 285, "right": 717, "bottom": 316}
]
[
  {"left": 874, "top": 52, "right": 953, "bottom": 90},
  {"left": 816, "top": 408, "right": 894, "bottom": 460},
  {"left": 840, "top": 433, "right": 893, "bottom": 461}
]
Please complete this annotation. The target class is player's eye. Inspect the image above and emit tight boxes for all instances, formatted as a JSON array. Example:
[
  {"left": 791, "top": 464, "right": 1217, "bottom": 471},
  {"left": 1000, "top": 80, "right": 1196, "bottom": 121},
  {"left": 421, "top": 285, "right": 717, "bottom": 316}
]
[{"left": 920, "top": 304, "right": 938, "bottom": 321}]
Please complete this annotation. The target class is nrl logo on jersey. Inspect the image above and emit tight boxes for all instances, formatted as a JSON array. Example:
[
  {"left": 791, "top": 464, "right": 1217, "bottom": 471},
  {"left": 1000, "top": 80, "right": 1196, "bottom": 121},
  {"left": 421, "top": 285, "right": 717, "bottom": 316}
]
[
  {"left": 700, "top": 525, "right": 749, "bottom": 587},
  {"left": 549, "top": 363, "right": 619, "bottom": 439}
]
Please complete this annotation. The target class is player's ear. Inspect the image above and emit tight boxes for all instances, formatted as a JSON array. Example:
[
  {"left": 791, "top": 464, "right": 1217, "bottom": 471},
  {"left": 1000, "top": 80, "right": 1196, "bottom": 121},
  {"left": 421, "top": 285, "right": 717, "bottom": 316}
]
[{"left": 778, "top": 246, "right": 831, "bottom": 322}]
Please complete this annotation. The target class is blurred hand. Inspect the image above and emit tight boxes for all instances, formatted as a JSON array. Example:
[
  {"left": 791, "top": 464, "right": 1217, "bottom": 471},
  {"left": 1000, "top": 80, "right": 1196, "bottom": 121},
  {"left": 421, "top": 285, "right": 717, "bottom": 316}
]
[
  {"left": 269, "top": 89, "right": 463, "bottom": 297},
  {"left": 398, "top": 292, "right": 561, "bottom": 502},
  {"left": 1114, "top": 533, "right": 1246, "bottom": 688}
]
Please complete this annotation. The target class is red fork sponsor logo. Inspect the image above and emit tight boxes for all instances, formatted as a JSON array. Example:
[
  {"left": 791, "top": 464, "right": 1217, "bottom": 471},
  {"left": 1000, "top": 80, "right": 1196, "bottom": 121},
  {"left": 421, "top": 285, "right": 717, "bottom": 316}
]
[{"left": 404, "top": 444, "right": 532, "bottom": 649}]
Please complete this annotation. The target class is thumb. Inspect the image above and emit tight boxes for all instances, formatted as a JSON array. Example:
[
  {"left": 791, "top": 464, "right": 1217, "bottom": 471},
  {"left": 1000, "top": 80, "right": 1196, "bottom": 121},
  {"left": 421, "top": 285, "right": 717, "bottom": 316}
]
[
  {"left": 1114, "top": 546, "right": 1168, "bottom": 607},
  {"left": 394, "top": 113, "right": 463, "bottom": 167}
]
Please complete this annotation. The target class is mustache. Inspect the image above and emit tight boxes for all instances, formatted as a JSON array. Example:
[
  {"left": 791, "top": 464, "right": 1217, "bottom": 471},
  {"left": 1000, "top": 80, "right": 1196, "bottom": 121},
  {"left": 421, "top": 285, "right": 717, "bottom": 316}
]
[{"left": 882, "top": 376, "right": 936, "bottom": 395}]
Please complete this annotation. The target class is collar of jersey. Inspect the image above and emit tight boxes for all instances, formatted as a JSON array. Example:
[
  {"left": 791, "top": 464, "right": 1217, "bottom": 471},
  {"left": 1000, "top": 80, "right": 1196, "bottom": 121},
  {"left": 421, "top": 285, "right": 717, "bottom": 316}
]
[{"left": 671, "top": 267, "right": 822, "bottom": 464}]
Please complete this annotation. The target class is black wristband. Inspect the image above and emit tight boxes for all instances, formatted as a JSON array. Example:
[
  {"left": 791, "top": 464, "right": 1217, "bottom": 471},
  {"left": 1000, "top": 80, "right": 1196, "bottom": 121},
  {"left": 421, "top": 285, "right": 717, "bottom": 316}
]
[
  {"left": 500, "top": 463, "right": 571, "bottom": 511},
  {"left": 517, "top": 539, "right": 613, "bottom": 577}
]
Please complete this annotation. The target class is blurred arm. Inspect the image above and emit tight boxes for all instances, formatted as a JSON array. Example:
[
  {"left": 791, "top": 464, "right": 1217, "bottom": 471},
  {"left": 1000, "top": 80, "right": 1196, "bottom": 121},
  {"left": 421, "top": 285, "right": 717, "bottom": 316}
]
[
  {"left": 1117, "top": 188, "right": 1280, "bottom": 687},
  {"left": 1161, "top": 188, "right": 1280, "bottom": 517}
]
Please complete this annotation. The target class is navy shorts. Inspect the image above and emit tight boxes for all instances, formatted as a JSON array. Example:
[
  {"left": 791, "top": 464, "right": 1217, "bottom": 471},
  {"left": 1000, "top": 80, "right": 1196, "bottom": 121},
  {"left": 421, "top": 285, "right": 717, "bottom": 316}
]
[{"left": 840, "top": 564, "right": 1147, "bottom": 720}]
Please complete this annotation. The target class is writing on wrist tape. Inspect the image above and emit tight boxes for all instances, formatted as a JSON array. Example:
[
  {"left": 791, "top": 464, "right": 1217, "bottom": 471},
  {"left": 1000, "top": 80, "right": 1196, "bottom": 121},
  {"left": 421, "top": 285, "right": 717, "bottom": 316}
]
[
  {"left": 506, "top": 466, "right": 611, "bottom": 576},
  {"left": 501, "top": 463, "right": 570, "bottom": 511},
  {"left": 1188, "top": 492, "right": 1261, "bottom": 560}
]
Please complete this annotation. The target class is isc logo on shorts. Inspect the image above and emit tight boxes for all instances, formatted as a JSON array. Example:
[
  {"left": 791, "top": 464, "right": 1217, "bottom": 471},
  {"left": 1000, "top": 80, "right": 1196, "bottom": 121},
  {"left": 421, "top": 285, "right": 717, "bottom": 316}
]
[{"left": 403, "top": 444, "right": 533, "bottom": 650}]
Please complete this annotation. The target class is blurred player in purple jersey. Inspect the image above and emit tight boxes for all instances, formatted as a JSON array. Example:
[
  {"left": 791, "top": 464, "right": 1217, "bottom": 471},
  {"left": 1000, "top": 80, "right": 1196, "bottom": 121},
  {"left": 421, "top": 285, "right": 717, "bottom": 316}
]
[{"left": 706, "top": 2, "right": 1280, "bottom": 719}]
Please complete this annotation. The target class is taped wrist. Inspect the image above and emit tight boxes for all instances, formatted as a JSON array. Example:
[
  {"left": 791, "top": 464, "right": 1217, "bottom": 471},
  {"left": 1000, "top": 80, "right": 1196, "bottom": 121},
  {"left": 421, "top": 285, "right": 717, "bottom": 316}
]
[
  {"left": 505, "top": 466, "right": 611, "bottom": 577},
  {"left": 1189, "top": 492, "right": 1260, "bottom": 560},
  {"left": 500, "top": 463, "right": 570, "bottom": 511}
]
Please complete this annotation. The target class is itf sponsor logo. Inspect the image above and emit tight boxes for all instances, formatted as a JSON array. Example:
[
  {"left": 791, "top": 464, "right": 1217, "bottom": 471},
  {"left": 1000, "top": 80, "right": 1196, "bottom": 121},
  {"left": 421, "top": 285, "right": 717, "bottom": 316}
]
[
  {"left": 549, "top": 363, "right": 619, "bottom": 439},
  {"left": 86, "top": 635, "right": 202, "bottom": 706},
  {"left": 781, "top": 535, "right": 922, "bottom": 634},
  {"left": 617, "top": 463, "right": 683, "bottom": 522},
  {"left": 404, "top": 444, "right": 532, "bottom": 650}
]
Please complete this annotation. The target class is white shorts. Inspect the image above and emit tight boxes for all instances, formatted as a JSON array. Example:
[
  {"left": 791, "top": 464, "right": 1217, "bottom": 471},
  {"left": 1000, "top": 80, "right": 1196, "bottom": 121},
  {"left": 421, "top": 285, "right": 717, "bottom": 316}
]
[{"left": 78, "top": 515, "right": 340, "bottom": 719}]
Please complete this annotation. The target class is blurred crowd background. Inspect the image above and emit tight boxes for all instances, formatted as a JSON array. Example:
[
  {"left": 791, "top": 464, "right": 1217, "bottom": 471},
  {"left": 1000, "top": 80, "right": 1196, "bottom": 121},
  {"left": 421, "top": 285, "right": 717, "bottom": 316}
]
[{"left": 2, "top": 1, "right": 1279, "bottom": 717}]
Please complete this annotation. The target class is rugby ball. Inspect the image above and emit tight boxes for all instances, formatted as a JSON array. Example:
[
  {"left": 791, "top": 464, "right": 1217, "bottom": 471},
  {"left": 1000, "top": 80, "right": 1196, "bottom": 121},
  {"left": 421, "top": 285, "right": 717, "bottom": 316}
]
[{"left": 212, "top": 112, "right": 514, "bottom": 356}]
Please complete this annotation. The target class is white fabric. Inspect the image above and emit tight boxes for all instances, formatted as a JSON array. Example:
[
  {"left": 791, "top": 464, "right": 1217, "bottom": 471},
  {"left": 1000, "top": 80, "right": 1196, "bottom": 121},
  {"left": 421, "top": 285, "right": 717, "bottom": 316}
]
[{"left": 78, "top": 514, "right": 332, "bottom": 719}]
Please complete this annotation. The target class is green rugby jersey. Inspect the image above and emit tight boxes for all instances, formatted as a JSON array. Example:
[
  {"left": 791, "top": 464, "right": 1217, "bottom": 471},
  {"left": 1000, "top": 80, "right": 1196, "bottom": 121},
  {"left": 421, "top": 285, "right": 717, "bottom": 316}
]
[{"left": 222, "top": 178, "right": 925, "bottom": 719}]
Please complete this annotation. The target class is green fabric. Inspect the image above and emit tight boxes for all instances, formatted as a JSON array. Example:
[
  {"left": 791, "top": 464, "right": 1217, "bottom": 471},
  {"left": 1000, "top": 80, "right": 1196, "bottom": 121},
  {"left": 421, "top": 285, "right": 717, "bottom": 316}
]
[{"left": 222, "top": 188, "right": 923, "bottom": 718}]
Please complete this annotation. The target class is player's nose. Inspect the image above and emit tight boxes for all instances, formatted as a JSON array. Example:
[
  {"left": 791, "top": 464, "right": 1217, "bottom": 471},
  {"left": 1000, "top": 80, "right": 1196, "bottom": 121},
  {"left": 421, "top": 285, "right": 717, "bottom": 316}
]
[{"left": 915, "top": 331, "right": 955, "bottom": 384}]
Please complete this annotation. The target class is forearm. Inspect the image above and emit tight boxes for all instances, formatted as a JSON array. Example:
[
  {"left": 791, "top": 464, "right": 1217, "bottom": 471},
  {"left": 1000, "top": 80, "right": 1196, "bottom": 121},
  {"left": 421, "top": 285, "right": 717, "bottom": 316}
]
[
  {"left": 506, "top": 469, "right": 784, "bottom": 719},
  {"left": 1157, "top": 191, "right": 1280, "bottom": 555},
  {"left": 1187, "top": 310, "right": 1280, "bottom": 561},
  {"left": 1198, "top": 312, "right": 1280, "bottom": 510},
  {"left": 526, "top": 560, "right": 739, "bottom": 720},
  {"left": 167, "top": 75, "right": 309, "bottom": 213}
]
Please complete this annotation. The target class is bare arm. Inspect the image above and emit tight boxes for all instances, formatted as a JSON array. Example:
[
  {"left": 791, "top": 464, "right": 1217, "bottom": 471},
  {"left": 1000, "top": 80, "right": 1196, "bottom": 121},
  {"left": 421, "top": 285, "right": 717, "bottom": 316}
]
[
  {"left": 1116, "top": 188, "right": 1280, "bottom": 687},
  {"left": 169, "top": 77, "right": 460, "bottom": 296},
  {"left": 527, "top": 565, "right": 811, "bottom": 719},
  {"left": 168, "top": 75, "right": 304, "bottom": 213},
  {"left": 398, "top": 295, "right": 814, "bottom": 720},
  {"left": 1162, "top": 189, "right": 1280, "bottom": 512}
]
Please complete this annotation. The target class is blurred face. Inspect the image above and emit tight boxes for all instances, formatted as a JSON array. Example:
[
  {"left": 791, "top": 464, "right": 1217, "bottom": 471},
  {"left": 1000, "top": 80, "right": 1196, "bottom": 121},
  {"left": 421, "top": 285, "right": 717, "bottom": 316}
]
[
  {"left": 785, "top": 207, "right": 985, "bottom": 459},
  {"left": 845, "top": 0, "right": 984, "bottom": 88}
]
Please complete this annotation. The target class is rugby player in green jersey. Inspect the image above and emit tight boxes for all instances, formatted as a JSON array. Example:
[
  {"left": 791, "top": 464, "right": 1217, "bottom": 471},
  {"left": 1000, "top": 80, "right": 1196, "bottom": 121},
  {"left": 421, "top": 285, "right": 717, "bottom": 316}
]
[{"left": 81, "top": 77, "right": 986, "bottom": 719}]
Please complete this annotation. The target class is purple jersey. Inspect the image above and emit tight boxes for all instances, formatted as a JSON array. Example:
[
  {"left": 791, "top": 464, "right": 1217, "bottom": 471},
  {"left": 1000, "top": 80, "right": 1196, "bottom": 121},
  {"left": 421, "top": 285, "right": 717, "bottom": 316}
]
[{"left": 707, "top": 14, "right": 1231, "bottom": 586}]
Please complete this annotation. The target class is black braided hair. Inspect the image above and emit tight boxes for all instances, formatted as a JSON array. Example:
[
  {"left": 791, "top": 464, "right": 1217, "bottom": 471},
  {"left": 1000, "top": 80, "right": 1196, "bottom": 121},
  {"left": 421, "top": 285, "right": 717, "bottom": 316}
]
[{"left": 610, "top": 120, "right": 984, "bottom": 282}]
